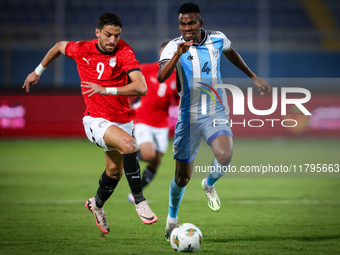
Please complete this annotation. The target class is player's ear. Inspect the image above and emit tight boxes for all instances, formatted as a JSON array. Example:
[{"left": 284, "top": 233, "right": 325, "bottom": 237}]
[
  {"left": 95, "top": 28, "right": 100, "bottom": 38},
  {"left": 199, "top": 18, "right": 203, "bottom": 27}
]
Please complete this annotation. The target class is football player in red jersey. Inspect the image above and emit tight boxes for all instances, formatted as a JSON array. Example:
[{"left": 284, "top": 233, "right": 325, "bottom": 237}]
[
  {"left": 23, "top": 12, "right": 157, "bottom": 234},
  {"left": 127, "top": 40, "right": 179, "bottom": 203}
]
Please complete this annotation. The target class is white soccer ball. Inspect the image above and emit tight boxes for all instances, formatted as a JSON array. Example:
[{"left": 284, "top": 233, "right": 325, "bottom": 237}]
[{"left": 170, "top": 223, "right": 203, "bottom": 253}]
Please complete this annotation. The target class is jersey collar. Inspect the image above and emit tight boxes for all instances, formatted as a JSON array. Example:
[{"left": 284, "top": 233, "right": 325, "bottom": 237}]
[
  {"left": 192, "top": 28, "right": 207, "bottom": 46},
  {"left": 95, "top": 43, "right": 115, "bottom": 55}
]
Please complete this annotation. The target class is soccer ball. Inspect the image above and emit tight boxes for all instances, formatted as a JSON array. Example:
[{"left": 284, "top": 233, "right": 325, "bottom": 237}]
[{"left": 170, "top": 223, "right": 203, "bottom": 253}]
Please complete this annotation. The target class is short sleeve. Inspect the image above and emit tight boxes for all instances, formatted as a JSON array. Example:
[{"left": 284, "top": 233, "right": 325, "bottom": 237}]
[
  {"left": 120, "top": 46, "right": 140, "bottom": 74},
  {"left": 65, "top": 41, "right": 82, "bottom": 59},
  {"left": 159, "top": 40, "right": 178, "bottom": 65},
  {"left": 221, "top": 33, "right": 232, "bottom": 53}
]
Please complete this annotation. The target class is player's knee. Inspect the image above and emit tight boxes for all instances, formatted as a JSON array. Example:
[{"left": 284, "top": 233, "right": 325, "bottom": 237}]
[
  {"left": 216, "top": 150, "right": 233, "bottom": 166},
  {"left": 141, "top": 150, "right": 156, "bottom": 162},
  {"left": 106, "top": 167, "right": 123, "bottom": 179},
  {"left": 175, "top": 173, "right": 190, "bottom": 187},
  {"left": 121, "top": 138, "right": 137, "bottom": 154}
]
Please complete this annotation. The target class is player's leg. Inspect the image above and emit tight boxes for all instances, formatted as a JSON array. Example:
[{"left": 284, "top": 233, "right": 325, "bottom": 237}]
[
  {"left": 135, "top": 124, "right": 158, "bottom": 191},
  {"left": 170, "top": 160, "right": 193, "bottom": 216},
  {"left": 202, "top": 134, "right": 233, "bottom": 211},
  {"left": 140, "top": 149, "right": 163, "bottom": 188},
  {"left": 210, "top": 134, "right": 233, "bottom": 181},
  {"left": 127, "top": 139, "right": 156, "bottom": 203},
  {"left": 128, "top": 125, "right": 168, "bottom": 202},
  {"left": 83, "top": 116, "right": 116, "bottom": 233},
  {"left": 127, "top": 123, "right": 156, "bottom": 203},
  {"left": 165, "top": 160, "right": 191, "bottom": 241},
  {"left": 134, "top": 123, "right": 156, "bottom": 161},
  {"left": 104, "top": 124, "right": 144, "bottom": 202},
  {"left": 138, "top": 142, "right": 156, "bottom": 161},
  {"left": 104, "top": 124, "right": 158, "bottom": 224},
  {"left": 201, "top": 114, "right": 233, "bottom": 211},
  {"left": 138, "top": 143, "right": 159, "bottom": 189},
  {"left": 96, "top": 151, "right": 123, "bottom": 207},
  {"left": 141, "top": 126, "right": 169, "bottom": 189},
  {"left": 165, "top": 121, "right": 200, "bottom": 240},
  {"left": 85, "top": 150, "right": 123, "bottom": 234}
]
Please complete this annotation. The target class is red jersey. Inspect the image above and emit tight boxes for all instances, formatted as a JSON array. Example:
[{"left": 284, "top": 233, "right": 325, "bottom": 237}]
[
  {"left": 65, "top": 39, "right": 140, "bottom": 123},
  {"left": 133, "top": 62, "right": 178, "bottom": 127}
]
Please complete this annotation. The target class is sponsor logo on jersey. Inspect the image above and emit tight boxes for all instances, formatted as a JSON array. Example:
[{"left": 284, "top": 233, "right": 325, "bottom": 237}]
[
  {"left": 109, "top": 57, "right": 117, "bottom": 67},
  {"left": 82, "top": 57, "right": 91, "bottom": 65}
]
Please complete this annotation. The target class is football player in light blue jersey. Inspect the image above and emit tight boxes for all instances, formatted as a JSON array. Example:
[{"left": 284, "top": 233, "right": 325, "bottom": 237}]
[{"left": 158, "top": 2, "right": 271, "bottom": 241}]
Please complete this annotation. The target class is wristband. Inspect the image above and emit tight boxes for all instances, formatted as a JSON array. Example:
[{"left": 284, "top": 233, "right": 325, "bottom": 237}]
[
  {"left": 106, "top": 87, "right": 117, "bottom": 95},
  {"left": 34, "top": 63, "right": 46, "bottom": 76}
]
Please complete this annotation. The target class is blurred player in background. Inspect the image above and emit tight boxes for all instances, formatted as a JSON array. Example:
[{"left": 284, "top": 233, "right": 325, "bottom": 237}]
[
  {"left": 157, "top": 3, "right": 271, "bottom": 240},
  {"left": 23, "top": 12, "right": 157, "bottom": 235},
  {"left": 127, "top": 40, "right": 179, "bottom": 203}
]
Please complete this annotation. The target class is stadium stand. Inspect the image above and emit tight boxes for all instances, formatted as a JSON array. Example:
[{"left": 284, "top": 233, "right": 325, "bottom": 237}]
[{"left": 0, "top": 0, "right": 339, "bottom": 87}]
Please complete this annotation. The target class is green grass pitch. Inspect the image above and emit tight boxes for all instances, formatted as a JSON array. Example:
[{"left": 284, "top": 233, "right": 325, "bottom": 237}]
[{"left": 0, "top": 138, "right": 339, "bottom": 254}]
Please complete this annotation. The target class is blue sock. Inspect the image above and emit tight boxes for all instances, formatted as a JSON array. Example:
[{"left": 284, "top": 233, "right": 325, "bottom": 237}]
[
  {"left": 206, "top": 158, "right": 229, "bottom": 187},
  {"left": 168, "top": 178, "right": 186, "bottom": 219}
]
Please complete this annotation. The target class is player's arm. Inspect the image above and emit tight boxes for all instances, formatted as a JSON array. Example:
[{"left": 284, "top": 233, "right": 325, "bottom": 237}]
[
  {"left": 119, "top": 70, "right": 147, "bottom": 96},
  {"left": 81, "top": 70, "right": 147, "bottom": 97},
  {"left": 157, "top": 40, "right": 193, "bottom": 83},
  {"left": 23, "top": 41, "right": 69, "bottom": 92},
  {"left": 223, "top": 47, "right": 271, "bottom": 95}
]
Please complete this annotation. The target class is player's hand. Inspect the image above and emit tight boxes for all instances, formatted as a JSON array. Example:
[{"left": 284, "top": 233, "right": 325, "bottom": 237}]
[
  {"left": 22, "top": 71, "right": 40, "bottom": 92},
  {"left": 81, "top": 81, "right": 107, "bottom": 97},
  {"left": 177, "top": 40, "right": 193, "bottom": 56},
  {"left": 252, "top": 76, "right": 271, "bottom": 95}
]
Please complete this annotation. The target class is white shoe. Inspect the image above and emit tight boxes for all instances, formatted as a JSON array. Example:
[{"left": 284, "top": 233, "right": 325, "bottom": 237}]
[
  {"left": 165, "top": 220, "right": 178, "bottom": 241},
  {"left": 85, "top": 197, "right": 110, "bottom": 234},
  {"left": 135, "top": 200, "right": 158, "bottom": 224},
  {"left": 202, "top": 178, "right": 221, "bottom": 211}
]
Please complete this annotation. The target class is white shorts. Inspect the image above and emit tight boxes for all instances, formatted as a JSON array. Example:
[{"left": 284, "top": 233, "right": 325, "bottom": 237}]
[
  {"left": 83, "top": 116, "right": 134, "bottom": 151},
  {"left": 134, "top": 123, "right": 169, "bottom": 154}
]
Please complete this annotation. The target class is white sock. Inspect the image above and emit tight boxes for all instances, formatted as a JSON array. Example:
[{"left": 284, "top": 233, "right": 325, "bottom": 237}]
[{"left": 167, "top": 215, "right": 178, "bottom": 224}]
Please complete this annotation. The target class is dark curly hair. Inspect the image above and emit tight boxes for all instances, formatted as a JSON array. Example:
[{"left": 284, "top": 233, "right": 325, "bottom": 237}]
[
  {"left": 178, "top": 2, "right": 201, "bottom": 15},
  {"left": 98, "top": 12, "right": 122, "bottom": 30}
]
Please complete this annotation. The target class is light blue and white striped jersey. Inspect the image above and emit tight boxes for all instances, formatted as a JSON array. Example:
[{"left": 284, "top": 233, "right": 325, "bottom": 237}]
[{"left": 159, "top": 29, "right": 232, "bottom": 123}]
